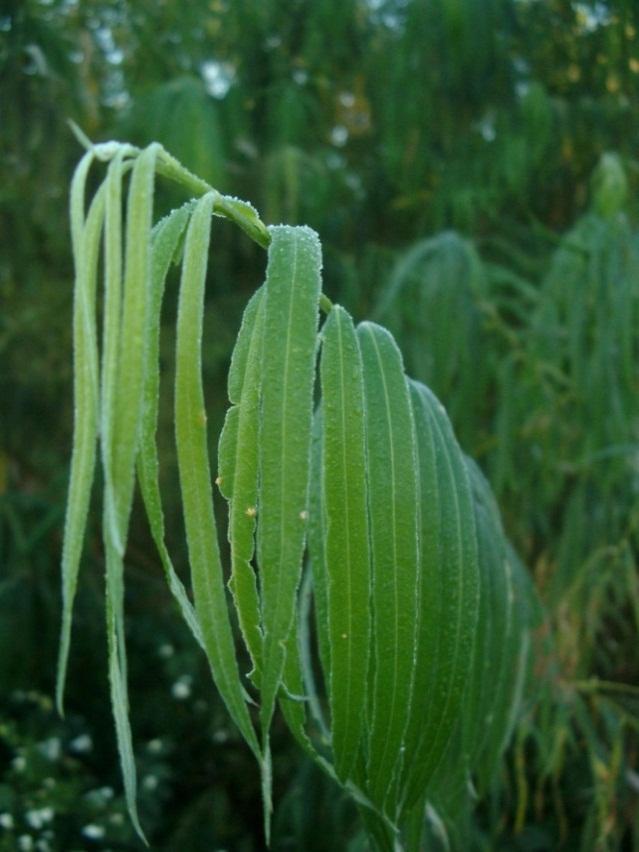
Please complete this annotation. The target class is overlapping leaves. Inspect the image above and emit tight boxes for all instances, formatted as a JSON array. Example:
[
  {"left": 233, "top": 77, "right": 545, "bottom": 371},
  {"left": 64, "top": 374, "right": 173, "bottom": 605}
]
[{"left": 59, "top": 141, "right": 537, "bottom": 851}]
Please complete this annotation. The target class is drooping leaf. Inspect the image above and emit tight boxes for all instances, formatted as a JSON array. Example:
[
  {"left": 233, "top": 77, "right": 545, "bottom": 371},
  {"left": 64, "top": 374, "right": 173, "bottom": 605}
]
[
  {"left": 278, "top": 601, "right": 335, "bottom": 781},
  {"left": 57, "top": 151, "right": 105, "bottom": 713},
  {"left": 137, "top": 201, "right": 203, "bottom": 647},
  {"left": 217, "top": 286, "right": 266, "bottom": 681},
  {"left": 257, "top": 225, "right": 322, "bottom": 744},
  {"left": 174, "top": 190, "right": 261, "bottom": 764},
  {"left": 101, "top": 147, "right": 135, "bottom": 553},
  {"left": 104, "top": 143, "right": 159, "bottom": 844}
]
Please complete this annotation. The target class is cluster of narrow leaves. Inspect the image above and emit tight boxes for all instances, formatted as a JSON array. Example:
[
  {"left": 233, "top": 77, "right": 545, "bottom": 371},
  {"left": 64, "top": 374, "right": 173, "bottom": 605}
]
[
  {"left": 369, "top": 151, "right": 639, "bottom": 849},
  {"left": 59, "top": 141, "right": 537, "bottom": 851}
]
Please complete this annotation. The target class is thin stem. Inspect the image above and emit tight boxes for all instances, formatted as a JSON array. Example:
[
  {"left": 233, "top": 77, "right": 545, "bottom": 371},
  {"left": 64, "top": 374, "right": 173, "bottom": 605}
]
[
  {"left": 155, "top": 148, "right": 271, "bottom": 248},
  {"left": 71, "top": 132, "right": 272, "bottom": 249},
  {"left": 570, "top": 677, "right": 639, "bottom": 696},
  {"left": 320, "top": 292, "right": 334, "bottom": 315}
]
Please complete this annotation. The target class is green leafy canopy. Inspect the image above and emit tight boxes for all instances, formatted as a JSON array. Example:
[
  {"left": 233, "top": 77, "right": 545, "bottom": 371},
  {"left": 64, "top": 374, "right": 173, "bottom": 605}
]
[{"left": 58, "top": 139, "right": 537, "bottom": 851}]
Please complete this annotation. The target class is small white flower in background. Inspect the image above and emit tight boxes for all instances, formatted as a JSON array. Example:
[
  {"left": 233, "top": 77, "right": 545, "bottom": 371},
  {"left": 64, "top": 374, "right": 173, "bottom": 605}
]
[
  {"left": 12, "top": 755, "right": 26, "bottom": 772},
  {"left": 158, "top": 643, "right": 174, "bottom": 659},
  {"left": 109, "top": 813, "right": 124, "bottom": 826},
  {"left": 82, "top": 824, "right": 105, "bottom": 840},
  {"left": 35, "top": 840, "right": 51, "bottom": 852},
  {"left": 171, "top": 675, "right": 192, "bottom": 700},
  {"left": 85, "top": 786, "right": 114, "bottom": 807},
  {"left": 200, "top": 60, "right": 235, "bottom": 99},
  {"left": 17, "top": 837, "right": 34, "bottom": 852},
  {"left": 143, "top": 774, "right": 158, "bottom": 791},
  {"left": 69, "top": 734, "right": 93, "bottom": 754},
  {"left": 25, "top": 812, "right": 42, "bottom": 829},
  {"left": 147, "top": 738, "right": 163, "bottom": 754},
  {"left": 0, "top": 813, "right": 14, "bottom": 829},
  {"left": 330, "top": 125, "right": 348, "bottom": 147},
  {"left": 37, "top": 738, "right": 61, "bottom": 762},
  {"left": 26, "top": 808, "right": 54, "bottom": 830}
]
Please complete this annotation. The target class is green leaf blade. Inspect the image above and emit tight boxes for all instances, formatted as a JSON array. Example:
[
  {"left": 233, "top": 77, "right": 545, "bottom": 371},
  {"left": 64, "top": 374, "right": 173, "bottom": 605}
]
[
  {"left": 56, "top": 158, "right": 105, "bottom": 714},
  {"left": 257, "top": 225, "right": 322, "bottom": 740},
  {"left": 104, "top": 144, "right": 159, "bottom": 844},
  {"left": 137, "top": 201, "right": 203, "bottom": 647},
  {"left": 402, "top": 381, "right": 480, "bottom": 809},
  {"left": 356, "top": 321, "right": 420, "bottom": 816},
  {"left": 109, "top": 144, "right": 160, "bottom": 541},
  {"left": 174, "top": 191, "right": 261, "bottom": 762},
  {"left": 321, "top": 305, "right": 371, "bottom": 782},
  {"left": 308, "top": 407, "right": 331, "bottom": 683},
  {"left": 397, "top": 379, "right": 443, "bottom": 794},
  {"left": 217, "top": 287, "right": 266, "bottom": 681}
]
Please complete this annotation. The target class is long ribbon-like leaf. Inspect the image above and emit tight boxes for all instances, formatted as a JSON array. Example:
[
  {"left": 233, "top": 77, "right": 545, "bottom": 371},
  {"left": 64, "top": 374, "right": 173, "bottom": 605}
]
[
  {"left": 357, "top": 321, "right": 420, "bottom": 816},
  {"left": 104, "top": 144, "right": 159, "bottom": 843},
  {"left": 174, "top": 191, "right": 261, "bottom": 761},
  {"left": 101, "top": 147, "right": 136, "bottom": 553},
  {"left": 308, "top": 408, "right": 331, "bottom": 683},
  {"left": 321, "top": 305, "right": 370, "bottom": 782},
  {"left": 397, "top": 378, "right": 443, "bottom": 798},
  {"left": 57, "top": 150, "right": 104, "bottom": 713},
  {"left": 137, "top": 202, "right": 203, "bottom": 646},
  {"left": 403, "top": 381, "right": 479, "bottom": 809},
  {"left": 217, "top": 286, "right": 266, "bottom": 681},
  {"left": 257, "top": 225, "right": 322, "bottom": 742},
  {"left": 462, "top": 458, "right": 510, "bottom": 776}
]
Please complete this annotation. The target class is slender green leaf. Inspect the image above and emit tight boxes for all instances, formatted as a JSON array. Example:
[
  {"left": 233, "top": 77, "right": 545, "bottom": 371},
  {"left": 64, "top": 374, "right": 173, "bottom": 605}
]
[
  {"left": 296, "top": 562, "right": 330, "bottom": 741},
  {"left": 101, "top": 147, "right": 136, "bottom": 551},
  {"left": 461, "top": 459, "right": 512, "bottom": 780},
  {"left": 403, "top": 381, "right": 479, "bottom": 809},
  {"left": 320, "top": 305, "right": 370, "bottom": 782},
  {"left": 56, "top": 151, "right": 105, "bottom": 713},
  {"left": 257, "top": 225, "right": 322, "bottom": 741},
  {"left": 398, "top": 379, "right": 443, "bottom": 794},
  {"left": 356, "top": 321, "right": 420, "bottom": 816},
  {"left": 308, "top": 407, "right": 331, "bottom": 684},
  {"left": 227, "top": 286, "right": 265, "bottom": 405},
  {"left": 279, "top": 606, "right": 335, "bottom": 779},
  {"left": 137, "top": 201, "right": 203, "bottom": 647},
  {"left": 104, "top": 144, "right": 159, "bottom": 843},
  {"left": 217, "top": 287, "right": 266, "bottom": 681},
  {"left": 174, "top": 190, "right": 261, "bottom": 760}
]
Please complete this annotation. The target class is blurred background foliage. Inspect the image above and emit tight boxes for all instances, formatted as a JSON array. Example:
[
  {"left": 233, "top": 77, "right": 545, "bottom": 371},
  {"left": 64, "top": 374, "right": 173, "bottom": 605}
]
[{"left": 1, "top": 0, "right": 638, "bottom": 848}]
